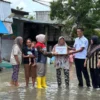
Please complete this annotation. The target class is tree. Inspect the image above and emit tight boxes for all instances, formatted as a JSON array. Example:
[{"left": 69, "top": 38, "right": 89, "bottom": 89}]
[
  {"left": 16, "top": 7, "right": 34, "bottom": 20},
  {"left": 24, "top": 15, "right": 34, "bottom": 20},
  {"left": 50, "top": 0, "right": 100, "bottom": 39},
  {"left": 16, "top": 7, "right": 23, "bottom": 11}
]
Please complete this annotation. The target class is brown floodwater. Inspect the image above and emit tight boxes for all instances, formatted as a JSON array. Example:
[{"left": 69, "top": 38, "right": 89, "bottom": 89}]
[{"left": 0, "top": 65, "right": 100, "bottom": 100}]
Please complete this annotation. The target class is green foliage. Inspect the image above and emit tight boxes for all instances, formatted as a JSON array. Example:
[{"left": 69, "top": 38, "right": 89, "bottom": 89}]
[
  {"left": 24, "top": 15, "right": 34, "bottom": 20},
  {"left": 16, "top": 7, "right": 23, "bottom": 11},
  {"left": 50, "top": 0, "right": 100, "bottom": 39},
  {"left": 50, "top": 0, "right": 64, "bottom": 20}
]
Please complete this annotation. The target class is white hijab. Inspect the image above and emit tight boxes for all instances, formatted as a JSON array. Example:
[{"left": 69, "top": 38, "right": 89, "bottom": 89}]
[
  {"left": 36, "top": 34, "right": 45, "bottom": 43},
  {"left": 58, "top": 36, "right": 66, "bottom": 46}
]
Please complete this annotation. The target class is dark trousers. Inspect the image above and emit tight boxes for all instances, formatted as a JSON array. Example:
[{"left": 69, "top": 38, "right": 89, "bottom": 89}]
[
  {"left": 56, "top": 68, "right": 69, "bottom": 87},
  {"left": 90, "top": 68, "right": 100, "bottom": 88},
  {"left": 74, "top": 58, "right": 90, "bottom": 86}
]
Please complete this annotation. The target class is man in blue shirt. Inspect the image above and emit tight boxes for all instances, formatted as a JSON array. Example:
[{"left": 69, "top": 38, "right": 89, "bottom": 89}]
[{"left": 74, "top": 28, "right": 90, "bottom": 87}]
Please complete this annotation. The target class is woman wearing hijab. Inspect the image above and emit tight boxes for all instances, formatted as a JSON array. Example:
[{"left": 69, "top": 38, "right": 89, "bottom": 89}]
[
  {"left": 52, "top": 36, "right": 70, "bottom": 88},
  {"left": 10, "top": 36, "right": 23, "bottom": 86},
  {"left": 84, "top": 35, "right": 100, "bottom": 88},
  {"left": 35, "top": 34, "right": 53, "bottom": 89},
  {"left": 35, "top": 34, "right": 48, "bottom": 89}
]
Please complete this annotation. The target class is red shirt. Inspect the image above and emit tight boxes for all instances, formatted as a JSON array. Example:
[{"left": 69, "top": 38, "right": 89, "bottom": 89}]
[{"left": 35, "top": 42, "right": 46, "bottom": 49}]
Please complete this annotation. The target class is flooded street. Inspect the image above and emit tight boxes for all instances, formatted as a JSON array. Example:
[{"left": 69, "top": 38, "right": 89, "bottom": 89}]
[{"left": 0, "top": 64, "right": 100, "bottom": 100}]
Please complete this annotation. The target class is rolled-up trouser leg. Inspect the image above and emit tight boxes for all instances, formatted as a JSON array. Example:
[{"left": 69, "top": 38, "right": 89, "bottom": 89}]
[
  {"left": 12, "top": 65, "right": 19, "bottom": 82},
  {"left": 37, "top": 63, "right": 47, "bottom": 77}
]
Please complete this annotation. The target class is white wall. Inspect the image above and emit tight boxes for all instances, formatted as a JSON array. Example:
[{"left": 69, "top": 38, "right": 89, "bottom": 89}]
[
  {"left": 1, "top": 39, "right": 14, "bottom": 60},
  {"left": 0, "top": 1, "right": 13, "bottom": 22},
  {"left": 36, "top": 11, "right": 57, "bottom": 23}
]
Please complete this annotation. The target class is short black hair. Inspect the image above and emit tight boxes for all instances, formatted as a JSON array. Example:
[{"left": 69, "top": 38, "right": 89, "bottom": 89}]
[{"left": 77, "top": 28, "right": 84, "bottom": 32}]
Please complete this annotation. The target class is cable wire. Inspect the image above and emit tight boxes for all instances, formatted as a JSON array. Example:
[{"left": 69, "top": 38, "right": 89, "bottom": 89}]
[{"left": 32, "top": 0, "right": 50, "bottom": 7}]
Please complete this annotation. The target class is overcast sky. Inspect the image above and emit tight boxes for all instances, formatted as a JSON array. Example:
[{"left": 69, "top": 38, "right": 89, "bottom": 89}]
[{"left": 5, "top": 0, "right": 53, "bottom": 13}]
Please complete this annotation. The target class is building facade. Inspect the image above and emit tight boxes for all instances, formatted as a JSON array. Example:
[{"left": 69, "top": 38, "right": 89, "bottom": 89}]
[{"left": 0, "top": 0, "right": 13, "bottom": 60}]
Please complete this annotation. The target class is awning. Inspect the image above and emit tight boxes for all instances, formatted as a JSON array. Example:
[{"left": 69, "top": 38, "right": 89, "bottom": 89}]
[
  {"left": 0, "top": 21, "right": 9, "bottom": 34},
  {"left": 3, "top": 22, "right": 13, "bottom": 34}
]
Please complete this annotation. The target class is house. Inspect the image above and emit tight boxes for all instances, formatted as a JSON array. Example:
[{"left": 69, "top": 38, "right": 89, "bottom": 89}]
[
  {"left": 12, "top": 10, "right": 71, "bottom": 50},
  {"left": 35, "top": 11, "right": 71, "bottom": 41},
  {"left": 11, "top": 9, "right": 62, "bottom": 51},
  {"left": 35, "top": 11, "right": 72, "bottom": 49},
  {"left": 0, "top": 0, "right": 13, "bottom": 60},
  {"left": 0, "top": 0, "right": 13, "bottom": 34}
]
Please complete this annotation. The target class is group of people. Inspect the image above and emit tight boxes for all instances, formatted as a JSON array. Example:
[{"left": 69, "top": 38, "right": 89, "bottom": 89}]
[
  {"left": 73, "top": 28, "right": 100, "bottom": 89},
  {"left": 9, "top": 27, "right": 100, "bottom": 89},
  {"left": 10, "top": 34, "right": 48, "bottom": 88}
]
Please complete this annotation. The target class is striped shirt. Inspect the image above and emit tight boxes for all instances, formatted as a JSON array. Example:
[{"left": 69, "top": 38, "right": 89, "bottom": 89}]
[{"left": 87, "top": 50, "right": 100, "bottom": 68}]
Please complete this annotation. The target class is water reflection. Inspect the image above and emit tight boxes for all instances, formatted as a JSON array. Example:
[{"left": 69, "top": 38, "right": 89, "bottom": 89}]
[
  {"left": 11, "top": 90, "right": 20, "bottom": 100},
  {"left": 0, "top": 65, "right": 100, "bottom": 100}
]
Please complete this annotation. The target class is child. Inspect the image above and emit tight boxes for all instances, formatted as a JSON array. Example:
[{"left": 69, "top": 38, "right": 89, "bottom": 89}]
[
  {"left": 31, "top": 41, "right": 37, "bottom": 67},
  {"left": 69, "top": 50, "right": 74, "bottom": 67},
  {"left": 22, "top": 39, "right": 37, "bottom": 87},
  {"left": 28, "top": 41, "right": 36, "bottom": 66},
  {"left": 28, "top": 51, "right": 33, "bottom": 66}
]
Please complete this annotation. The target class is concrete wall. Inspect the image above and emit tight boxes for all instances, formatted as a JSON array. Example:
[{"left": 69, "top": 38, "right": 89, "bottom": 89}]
[
  {"left": 1, "top": 39, "right": 14, "bottom": 60},
  {"left": 36, "top": 11, "right": 57, "bottom": 23}
]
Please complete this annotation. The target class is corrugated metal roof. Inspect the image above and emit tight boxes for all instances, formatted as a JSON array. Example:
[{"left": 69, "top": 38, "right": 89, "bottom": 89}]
[
  {"left": 12, "top": 9, "right": 29, "bottom": 16},
  {"left": 14, "top": 17, "right": 62, "bottom": 25},
  {"left": 0, "top": 1, "right": 13, "bottom": 23}
]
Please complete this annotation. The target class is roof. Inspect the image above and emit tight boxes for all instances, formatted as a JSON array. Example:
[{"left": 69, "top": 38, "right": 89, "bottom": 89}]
[
  {"left": 13, "top": 17, "right": 63, "bottom": 26},
  {"left": 35, "top": 11, "right": 50, "bottom": 12},
  {"left": 0, "top": 21, "right": 9, "bottom": 34},
  {"left": 12, "top": 9, "right": 29, "bottom": 16},
  {"left": 0, "top": 0, "right": 11, "bottom": 4}
]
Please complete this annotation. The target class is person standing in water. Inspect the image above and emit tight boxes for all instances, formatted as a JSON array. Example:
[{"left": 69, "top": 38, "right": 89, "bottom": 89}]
[
  {"left": 10, "top": 36, "right": 23, "bottom": 86},
  {"left": 52, "top": 36, "right": 70, "bottom": 88},
  {"left": 22, "top": 39, "right": 37, "bottom": 87},
  {"left": 73, "top": 28, "right": 90, "bottom": 87},
  {"left": 84, "top": 36, "right": 100, "bottom": 88},
  {"left": 35, "top": 34, "right": 53, "bottom": 89}
]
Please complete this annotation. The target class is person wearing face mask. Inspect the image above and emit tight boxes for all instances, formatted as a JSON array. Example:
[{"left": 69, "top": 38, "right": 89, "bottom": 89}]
[{"left": 84, "top": 35, "right": 100, "bottom": 89}]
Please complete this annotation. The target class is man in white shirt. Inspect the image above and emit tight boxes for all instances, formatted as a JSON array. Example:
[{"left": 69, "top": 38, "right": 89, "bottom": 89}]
[{"left": 74, "top": 28, "right": 90, "bottom": 87}]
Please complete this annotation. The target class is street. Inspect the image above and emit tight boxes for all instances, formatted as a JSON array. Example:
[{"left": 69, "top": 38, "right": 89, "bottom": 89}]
[{"left": 0, "top": 64, "right": 100, "bottom": 100}]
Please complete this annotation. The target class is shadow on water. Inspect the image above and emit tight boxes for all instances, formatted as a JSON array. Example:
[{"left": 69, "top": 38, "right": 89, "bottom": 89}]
[{"left": 0, "top": 65, "right": 100, "bottom": 100}]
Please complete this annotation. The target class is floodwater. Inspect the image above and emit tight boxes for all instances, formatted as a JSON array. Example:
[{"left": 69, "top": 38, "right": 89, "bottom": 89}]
[{"left": 0, "top": 65, "right": 100, "bottom": 100}]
